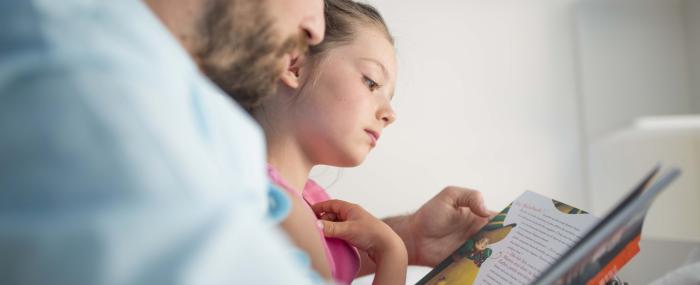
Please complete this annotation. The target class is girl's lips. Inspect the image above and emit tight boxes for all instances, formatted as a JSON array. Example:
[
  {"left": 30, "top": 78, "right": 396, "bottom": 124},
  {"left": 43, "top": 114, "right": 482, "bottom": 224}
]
[{"left": 365, "top": 129, "right": 379, "bottom": 146}]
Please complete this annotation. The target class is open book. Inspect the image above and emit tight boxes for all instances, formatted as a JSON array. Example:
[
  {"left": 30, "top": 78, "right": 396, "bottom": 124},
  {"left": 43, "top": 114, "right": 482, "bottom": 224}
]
[{"left": 416, "top": 165, "right": 681, "bottom": 285}]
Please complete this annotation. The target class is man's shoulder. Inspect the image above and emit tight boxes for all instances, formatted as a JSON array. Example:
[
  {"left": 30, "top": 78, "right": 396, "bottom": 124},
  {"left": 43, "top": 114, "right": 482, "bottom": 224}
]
[
  {"left": 0, "top": 0, "right": 213, "bottom": 189},
  {"left": 0, "top": 0, "right": 210, "bottom": 133},
  {"left": 0, "top": 0, "right": 270, "bottom": 198},
  {"left": 0, "top": 0, "right": 195, "bottom": 84}
]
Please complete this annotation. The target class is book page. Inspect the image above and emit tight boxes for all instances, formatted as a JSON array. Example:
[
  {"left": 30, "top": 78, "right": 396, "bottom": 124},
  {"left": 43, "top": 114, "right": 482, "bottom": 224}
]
[{"left": 417, "top": 191, "right": 599, "bottom": 285}]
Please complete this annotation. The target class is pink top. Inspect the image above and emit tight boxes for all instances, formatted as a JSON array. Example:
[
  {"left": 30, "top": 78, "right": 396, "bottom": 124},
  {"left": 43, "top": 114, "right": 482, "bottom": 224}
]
[{"left": 268, "top": 166, "right": 361, "bottom": 284}]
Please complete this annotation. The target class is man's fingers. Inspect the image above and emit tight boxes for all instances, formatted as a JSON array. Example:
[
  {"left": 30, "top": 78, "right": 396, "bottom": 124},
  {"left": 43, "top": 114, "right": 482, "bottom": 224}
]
[{"left": 448, "top": 187, "right": 490, "bottom": 217}]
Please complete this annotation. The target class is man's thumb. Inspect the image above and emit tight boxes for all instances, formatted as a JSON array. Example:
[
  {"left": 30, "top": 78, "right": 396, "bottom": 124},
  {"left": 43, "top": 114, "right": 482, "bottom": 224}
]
[{"left": 455, "top": 191, "right": 490, "bottom": 217}]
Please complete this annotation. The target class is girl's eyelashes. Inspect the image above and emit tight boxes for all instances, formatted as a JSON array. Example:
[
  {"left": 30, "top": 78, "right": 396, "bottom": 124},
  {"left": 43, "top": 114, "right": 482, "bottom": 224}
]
[{"left": 362, "top": 75, "right": 380, "bottom": 91}]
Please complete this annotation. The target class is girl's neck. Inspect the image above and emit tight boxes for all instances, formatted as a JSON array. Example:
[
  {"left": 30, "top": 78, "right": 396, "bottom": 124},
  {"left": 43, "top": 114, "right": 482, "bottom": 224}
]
[
  {"left": 266, "top": 135, "right": 314, "bottom": 194},
  {"left": 256, "top": 87, "right": 315, "bottom": 193}
]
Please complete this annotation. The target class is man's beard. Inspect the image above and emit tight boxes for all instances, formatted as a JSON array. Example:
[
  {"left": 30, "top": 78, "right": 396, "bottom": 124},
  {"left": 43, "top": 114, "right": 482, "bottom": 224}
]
[{"left": 195, "top": 0, "right": 307, "bottom": 112}]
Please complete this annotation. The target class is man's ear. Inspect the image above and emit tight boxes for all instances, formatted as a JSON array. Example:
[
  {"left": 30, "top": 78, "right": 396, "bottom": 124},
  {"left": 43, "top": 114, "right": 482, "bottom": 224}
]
[{"left": 279, "top": 53, "right": 306, "bottom": 90}]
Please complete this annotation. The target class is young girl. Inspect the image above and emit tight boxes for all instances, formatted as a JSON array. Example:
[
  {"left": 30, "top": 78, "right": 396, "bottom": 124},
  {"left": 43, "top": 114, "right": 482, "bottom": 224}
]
[{"left": 243, "top": 0, "right": 404, "bottom": 284}]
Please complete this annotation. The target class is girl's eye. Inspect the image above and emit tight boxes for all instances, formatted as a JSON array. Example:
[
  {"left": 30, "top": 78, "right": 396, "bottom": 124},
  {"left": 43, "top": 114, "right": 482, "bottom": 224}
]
[{"left": 362, "top": 76, "right": 380, "bottom": 91}]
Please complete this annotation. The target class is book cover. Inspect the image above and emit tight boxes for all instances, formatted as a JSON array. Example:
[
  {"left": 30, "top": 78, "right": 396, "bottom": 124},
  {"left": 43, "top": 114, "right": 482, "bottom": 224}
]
[{"left": 416, "top": 165, "right": 680, "bottom": 285}]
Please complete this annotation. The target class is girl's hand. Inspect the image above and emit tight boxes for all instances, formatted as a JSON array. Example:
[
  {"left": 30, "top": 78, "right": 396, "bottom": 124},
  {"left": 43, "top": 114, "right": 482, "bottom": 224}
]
[{"left": 311, "top": 199, "right": 407, "bottom": 285}]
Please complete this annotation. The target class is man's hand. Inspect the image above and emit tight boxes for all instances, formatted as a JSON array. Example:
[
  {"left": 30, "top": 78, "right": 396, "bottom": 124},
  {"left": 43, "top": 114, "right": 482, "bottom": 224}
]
[{"left": 385, "top": 186, "right": 496, "bottom": 267}]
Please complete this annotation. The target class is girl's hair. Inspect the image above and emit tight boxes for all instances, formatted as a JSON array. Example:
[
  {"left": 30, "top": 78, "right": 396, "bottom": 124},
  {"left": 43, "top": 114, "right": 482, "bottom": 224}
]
[{"left": 309, "top": 0, "right": 394, "bottom": 58}]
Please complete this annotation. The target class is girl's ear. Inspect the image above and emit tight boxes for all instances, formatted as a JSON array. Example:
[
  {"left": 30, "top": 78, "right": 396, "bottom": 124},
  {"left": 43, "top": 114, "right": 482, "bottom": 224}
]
[{"left": 279, "top": 53, "right": 307, "bottom": 90}]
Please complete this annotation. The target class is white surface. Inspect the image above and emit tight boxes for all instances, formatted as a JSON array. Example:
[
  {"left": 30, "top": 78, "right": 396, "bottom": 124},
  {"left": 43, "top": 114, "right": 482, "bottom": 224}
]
[
  {"left": 635, "top": 115, "right": 700, "bottom": 131},
  {"left": 622, "top": 239, "right": 700, "bottom": 284},
  {"left": 352, "top": 266, "right": 432, "bottom": 285},
  {"left": 650, "top": 262, "right": 700, "bottom": 285},
  {"left": 588, "top": 128, "right": 700, "bottom": 241}
]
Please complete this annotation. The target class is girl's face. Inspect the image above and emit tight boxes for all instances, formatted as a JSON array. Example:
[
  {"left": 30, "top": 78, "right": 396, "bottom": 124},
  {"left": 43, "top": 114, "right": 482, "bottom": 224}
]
[{"left": 292, "top": 25, "right": 397, "bottom": 167}]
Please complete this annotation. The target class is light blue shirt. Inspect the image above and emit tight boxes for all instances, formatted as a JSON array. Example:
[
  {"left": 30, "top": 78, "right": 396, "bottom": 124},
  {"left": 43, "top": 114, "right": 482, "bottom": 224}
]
[{"left": 0, "top": 0, "right": 319, "bottom": 284}]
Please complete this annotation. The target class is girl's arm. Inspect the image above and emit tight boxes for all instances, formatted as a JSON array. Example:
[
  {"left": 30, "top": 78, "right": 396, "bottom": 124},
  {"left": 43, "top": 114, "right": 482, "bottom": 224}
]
[
  {"left": 280, "top": 193, "right": 333, "bottom": 279},
  {"left": 312, "top": 200, "right": 407, "bottom": 285}
]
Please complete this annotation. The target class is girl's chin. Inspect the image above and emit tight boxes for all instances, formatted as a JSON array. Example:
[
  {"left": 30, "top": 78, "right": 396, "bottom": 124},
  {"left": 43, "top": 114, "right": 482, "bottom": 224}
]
[
  {"left": 332, "top": 160, "right": 364, "bottom": 168},
  {"left": 330, "top": 153, "right": 368, "bottom": 168}
]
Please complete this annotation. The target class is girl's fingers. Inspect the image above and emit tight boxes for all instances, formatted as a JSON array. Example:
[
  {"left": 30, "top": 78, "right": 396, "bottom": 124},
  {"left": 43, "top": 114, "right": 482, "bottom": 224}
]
[
  {"left": 310, "top": 199, "right": 358, "bottom": 220},
  {"left": 318, "top": 220, "right": 352, "bottom": 240},
  {"left": 320, "top": 212, "right": 337, "bottom": 221}
]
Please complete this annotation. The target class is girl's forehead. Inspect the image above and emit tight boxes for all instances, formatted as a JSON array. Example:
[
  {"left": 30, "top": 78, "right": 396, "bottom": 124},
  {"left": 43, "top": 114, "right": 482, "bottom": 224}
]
[{"left": 330, "top": 28, "right": 396, "bottom": 67}]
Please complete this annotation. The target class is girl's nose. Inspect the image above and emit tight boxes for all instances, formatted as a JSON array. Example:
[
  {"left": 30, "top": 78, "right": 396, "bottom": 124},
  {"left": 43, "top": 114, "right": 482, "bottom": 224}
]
[{"left": 378, "top": 105, "right": 396, "bottom": 126}]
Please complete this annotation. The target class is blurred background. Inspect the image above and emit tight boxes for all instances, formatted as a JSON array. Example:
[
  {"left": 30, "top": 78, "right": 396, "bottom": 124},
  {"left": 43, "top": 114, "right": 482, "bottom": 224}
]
[{"left": 307, "top": 0, "right": 700, "bottom": 283}]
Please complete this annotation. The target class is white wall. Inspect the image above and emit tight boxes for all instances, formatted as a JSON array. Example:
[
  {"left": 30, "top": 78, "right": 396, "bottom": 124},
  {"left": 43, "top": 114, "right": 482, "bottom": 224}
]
[
  {"left": 311, "top": 0, "right": 587, "bottom": 219},
  {"left": 576, "top": 0, "right": 695, "bottom": 142},
  {"left": 577, "top": 0, "right": 700, "bottom": 242},
  {"left": 686, "top": 0, "right": 700, "bottom": 113}
]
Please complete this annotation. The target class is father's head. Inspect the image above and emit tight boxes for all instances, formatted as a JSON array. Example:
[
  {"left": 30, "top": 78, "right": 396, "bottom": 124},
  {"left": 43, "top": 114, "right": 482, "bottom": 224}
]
[{"left": 147, "top": 0, "right": 324, "bottom": 110}]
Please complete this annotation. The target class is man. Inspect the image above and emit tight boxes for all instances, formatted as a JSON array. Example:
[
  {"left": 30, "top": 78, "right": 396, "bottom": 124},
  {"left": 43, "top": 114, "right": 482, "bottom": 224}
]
[{"left": 0, "top": 0, "right": 324, "bottom": 284}]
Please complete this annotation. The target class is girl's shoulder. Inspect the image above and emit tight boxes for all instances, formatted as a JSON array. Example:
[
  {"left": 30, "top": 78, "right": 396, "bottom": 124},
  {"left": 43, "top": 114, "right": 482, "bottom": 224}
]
[{"left": 303, "top": 179, "right": 331, "bottom": 205}]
